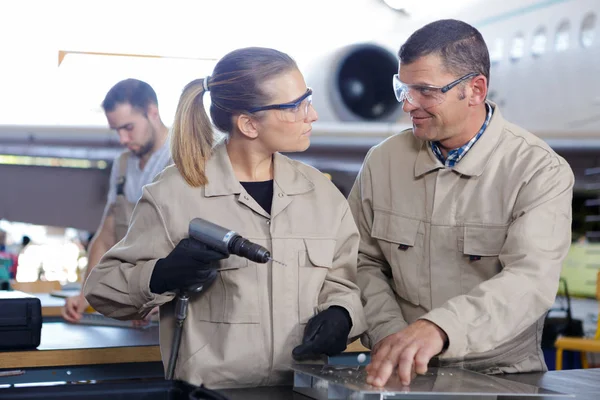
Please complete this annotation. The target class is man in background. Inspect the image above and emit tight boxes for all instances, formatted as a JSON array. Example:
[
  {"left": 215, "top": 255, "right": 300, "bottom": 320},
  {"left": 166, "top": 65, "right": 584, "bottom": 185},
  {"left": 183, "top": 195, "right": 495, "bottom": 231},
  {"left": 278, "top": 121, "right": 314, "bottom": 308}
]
[
  {"left": 0, "top": 229, "right": 18, "bottom": 289},
  {"left": 62, "top": 79, "right": 172, "bottom": 323}
]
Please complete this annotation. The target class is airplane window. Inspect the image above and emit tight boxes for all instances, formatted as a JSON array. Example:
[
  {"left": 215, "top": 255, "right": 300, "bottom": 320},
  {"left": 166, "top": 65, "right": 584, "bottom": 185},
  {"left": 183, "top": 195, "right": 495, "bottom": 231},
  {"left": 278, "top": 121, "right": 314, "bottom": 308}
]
[
  {"left": 531, "top": 27, "right": 547, "bottom": 57},
  {"left": 490, "top": 38, "right": 504, "bottom": 63},
  {"left": 510, "top": 33, "right": 525, "bottom": 61},
  {"left": 580, "top": 13, "right": 596, "bottom": 48},
  {"left": 555, "top": 20, "right": 571, "bottom": 52}
]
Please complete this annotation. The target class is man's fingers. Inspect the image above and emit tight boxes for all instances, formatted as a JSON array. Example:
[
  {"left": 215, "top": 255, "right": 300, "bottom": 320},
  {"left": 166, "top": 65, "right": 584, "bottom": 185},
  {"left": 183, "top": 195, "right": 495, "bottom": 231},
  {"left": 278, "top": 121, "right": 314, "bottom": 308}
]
[
  {"left": 371, "top": 342, "right": 382, "bottom": 357},
  {"left": 365, "top": 358, "right": 381, "bottom": 377},
  {"left": 62, "top": 299, "right": 80, "bottom": 322},
  {"left": 369, "top": 341, "right": 392, "bottom": 364},
  {"left": 77, "top": 299, "right": 88, "bottom": 313},
  {"left": 61, "top": 308, "right": 72, "bottom": 322},
  {"left": 366, "top": 342, "right": 391, "bottom": 383},
  {"left": 369, "top": 359, "right": 394, "bottom": 387},
  {"left": 68, "top": 308, "right": 82, "bottom": 322},
  {"left": 367, "top": 336, "right": 409, "bottom": 386},
  {"left": 62, "top": 307, "right": 81, "bottom": 323},
  {"left": 132, "top": 319, "right": 150, "bottom": 327},
  {"left": 414, "top": 346, "right": 436, "bottom": 375},
  {"left": 397, "top": 347, "right": 418, "bottom": 386}
]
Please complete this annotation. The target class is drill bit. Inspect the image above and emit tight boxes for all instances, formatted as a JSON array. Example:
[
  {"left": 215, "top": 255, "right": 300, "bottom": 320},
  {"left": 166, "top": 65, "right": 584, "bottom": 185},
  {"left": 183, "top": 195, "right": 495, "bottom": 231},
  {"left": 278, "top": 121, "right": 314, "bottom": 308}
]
[{"left": 269, "top": 257, "right": 287, "bottom": 266}]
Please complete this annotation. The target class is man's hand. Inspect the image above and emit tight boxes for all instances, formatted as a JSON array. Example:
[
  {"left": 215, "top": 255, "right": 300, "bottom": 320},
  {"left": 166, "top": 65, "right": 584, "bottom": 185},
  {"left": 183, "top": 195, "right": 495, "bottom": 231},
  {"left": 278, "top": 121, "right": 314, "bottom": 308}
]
[
  {"left": 132, "top": 306, "right": 159, "bottom": 327},
  {"left": 61, "top": 292, "right": 89, "bottom": 323},
  {"left": 366, "top": 319, "right": 447, "bottom": 387}
]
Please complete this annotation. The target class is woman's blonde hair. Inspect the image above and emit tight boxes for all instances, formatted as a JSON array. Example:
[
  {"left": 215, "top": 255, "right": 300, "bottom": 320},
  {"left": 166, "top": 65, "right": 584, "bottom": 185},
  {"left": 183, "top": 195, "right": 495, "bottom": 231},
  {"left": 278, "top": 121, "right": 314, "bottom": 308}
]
[
  {"left": 171, "top": 78, "right": 212, "bottom": 186},
  {"left": 171, "top": 47, "right": 298, "bottom": 187}
]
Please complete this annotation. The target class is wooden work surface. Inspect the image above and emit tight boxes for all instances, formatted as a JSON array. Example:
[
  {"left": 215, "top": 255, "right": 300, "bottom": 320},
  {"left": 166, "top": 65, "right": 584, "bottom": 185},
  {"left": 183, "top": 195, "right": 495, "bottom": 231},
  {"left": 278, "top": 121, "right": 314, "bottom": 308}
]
[
  {"left": 0, "top": 322, "right": 161, "bottom": 369},
  {"left": 0, "top": 320, "right": 367, "bottom": 371}
]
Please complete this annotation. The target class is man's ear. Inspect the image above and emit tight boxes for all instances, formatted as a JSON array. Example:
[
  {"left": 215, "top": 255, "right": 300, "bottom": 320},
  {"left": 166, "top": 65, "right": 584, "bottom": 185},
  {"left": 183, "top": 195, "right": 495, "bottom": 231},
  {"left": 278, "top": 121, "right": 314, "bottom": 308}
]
[
  {"left": 235, "top": 114, "right": 260, "bottom": 139},
  {"left": 146, "top": 104, "right": 160, "bottom": 123},
  {"left": 469, "top": 75, "right": 488, "bottom": 106}
]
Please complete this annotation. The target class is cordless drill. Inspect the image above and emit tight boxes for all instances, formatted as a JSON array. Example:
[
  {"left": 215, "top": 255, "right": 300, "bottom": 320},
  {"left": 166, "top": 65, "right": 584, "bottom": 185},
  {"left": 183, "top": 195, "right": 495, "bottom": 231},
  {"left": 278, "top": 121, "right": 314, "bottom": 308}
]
[{"left": 166, "top": 218, "right": 281, "bottom": 379}]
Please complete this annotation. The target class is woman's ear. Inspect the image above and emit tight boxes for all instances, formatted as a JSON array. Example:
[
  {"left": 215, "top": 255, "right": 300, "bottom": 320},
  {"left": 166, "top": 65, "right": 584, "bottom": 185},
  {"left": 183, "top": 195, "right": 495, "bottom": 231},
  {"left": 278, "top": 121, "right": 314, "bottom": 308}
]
[{"left": 235, "top": 114, "right": 260, "bottom": 139}]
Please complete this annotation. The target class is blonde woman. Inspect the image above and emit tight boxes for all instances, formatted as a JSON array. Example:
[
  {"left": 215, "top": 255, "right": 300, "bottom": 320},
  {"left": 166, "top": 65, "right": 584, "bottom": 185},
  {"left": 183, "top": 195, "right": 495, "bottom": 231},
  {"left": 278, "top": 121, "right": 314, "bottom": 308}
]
[{"left": 84, "top": 47, "right": 367, "bottom": 389}]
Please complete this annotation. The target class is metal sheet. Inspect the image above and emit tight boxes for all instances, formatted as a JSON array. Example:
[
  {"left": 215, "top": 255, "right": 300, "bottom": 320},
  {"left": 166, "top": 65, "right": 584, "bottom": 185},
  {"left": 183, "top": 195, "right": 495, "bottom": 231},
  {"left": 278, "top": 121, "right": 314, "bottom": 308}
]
[{"left": 291, "top": 364, "right": 573, "bottom": 399}]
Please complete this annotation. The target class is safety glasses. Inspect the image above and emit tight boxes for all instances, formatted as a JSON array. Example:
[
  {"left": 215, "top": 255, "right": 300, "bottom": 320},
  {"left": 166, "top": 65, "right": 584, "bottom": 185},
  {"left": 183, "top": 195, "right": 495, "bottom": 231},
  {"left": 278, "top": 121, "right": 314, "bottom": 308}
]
[
  {"left": 392, "top": 72, "right": 478, "bottom": 109},
  {"left": 248, "top": 88, "right": 313, "bottom": 122}
]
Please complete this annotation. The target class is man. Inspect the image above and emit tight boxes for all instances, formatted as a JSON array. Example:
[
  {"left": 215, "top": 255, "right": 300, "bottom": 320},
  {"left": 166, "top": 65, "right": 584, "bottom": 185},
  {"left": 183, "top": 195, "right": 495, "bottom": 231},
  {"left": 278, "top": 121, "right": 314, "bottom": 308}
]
[
  {"left": 348, "top": 19, "right": 574, "bottom": 387},
  {"left": 0, "top": 229, "right": 18, "bottom": 289},
  {"left": 62, "top": 79, "right": 172, "bottom": 323}
]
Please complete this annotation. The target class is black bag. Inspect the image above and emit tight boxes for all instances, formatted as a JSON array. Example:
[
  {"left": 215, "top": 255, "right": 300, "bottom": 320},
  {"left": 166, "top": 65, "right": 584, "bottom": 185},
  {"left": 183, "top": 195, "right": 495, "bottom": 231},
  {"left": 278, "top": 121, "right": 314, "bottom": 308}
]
[
  {"left": 541, "top": 278, "right": 584, "bottom": 349},
  {"left": 0, "top": 290, "right": 42, "bottom": 350}
]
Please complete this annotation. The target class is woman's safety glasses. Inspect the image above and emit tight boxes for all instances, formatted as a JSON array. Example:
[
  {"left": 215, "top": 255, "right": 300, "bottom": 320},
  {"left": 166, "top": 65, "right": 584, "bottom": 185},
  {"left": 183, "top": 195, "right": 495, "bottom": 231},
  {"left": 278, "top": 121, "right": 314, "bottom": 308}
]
[
  {"left": 248, "top": 88, "right": 313, "bottom": 122},
  {"left": 392, "top": 72, "right": 478, "bottom": 109}
]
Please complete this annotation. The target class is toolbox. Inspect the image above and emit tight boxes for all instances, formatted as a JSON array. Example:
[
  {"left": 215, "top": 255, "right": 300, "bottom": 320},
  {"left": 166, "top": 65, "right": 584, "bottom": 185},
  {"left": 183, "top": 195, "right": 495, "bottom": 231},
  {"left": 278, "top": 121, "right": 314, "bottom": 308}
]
[{"left": 0, "top": 290, "right": 42, "bottom": 350}]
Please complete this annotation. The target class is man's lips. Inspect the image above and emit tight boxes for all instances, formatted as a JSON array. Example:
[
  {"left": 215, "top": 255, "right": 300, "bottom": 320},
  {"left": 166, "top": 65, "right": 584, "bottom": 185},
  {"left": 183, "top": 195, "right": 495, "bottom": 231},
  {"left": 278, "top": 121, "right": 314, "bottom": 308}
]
[{"left": 411, "top": 115, "right": 431, "bottom": 122}]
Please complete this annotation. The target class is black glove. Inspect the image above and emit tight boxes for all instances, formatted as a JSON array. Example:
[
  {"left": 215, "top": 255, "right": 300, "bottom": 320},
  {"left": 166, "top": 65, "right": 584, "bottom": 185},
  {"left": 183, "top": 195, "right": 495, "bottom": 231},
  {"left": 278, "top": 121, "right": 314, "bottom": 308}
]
[
  {"left": 292, "top": 306, "right": 352, "bottom": 361},
  {"left": 149, "top": 238, "right": 228, "bottom": 294}
]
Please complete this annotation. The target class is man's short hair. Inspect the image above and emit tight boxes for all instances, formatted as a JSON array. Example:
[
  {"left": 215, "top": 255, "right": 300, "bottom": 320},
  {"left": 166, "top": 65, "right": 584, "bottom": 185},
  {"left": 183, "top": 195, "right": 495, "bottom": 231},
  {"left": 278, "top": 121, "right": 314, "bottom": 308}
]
[
  {"left": 101, "top": 78, "right": 159, "bottom": 114},
  {"left": 22, "top": 235, "right": 31, "bottom": 246},
  {"left": 399, "top": 19, "right": 490, "bottom": 86}
]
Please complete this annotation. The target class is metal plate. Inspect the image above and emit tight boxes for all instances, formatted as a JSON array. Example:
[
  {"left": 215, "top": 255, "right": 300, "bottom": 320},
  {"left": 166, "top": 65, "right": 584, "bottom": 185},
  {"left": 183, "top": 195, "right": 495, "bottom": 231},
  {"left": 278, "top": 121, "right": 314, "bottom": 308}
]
[{"left": 291, "top": 364, "right": 573, "bottom": 399}]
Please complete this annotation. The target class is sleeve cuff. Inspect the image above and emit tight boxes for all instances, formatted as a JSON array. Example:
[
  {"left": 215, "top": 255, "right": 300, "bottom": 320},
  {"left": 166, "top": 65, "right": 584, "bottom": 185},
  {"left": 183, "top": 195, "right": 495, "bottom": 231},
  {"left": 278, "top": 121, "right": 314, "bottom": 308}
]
[
  {"left": 364, "top": 318, "right": 409, "bottom": 349},
  {"left": 318, "top": 300, "right": 368, "bottom": 341},
  {"left": 128, "top": 259, "right": 174, "bottom": 311},
  {"left": 420, "top": 307, "right": 467, "bottom": 358}
]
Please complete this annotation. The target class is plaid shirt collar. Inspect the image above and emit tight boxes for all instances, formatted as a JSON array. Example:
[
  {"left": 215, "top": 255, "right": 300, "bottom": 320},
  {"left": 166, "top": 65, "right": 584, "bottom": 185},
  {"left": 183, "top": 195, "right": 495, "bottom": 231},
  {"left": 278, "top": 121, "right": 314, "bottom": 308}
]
[{"left": 430, "top": 102, "right": 493, "bottom": 168}]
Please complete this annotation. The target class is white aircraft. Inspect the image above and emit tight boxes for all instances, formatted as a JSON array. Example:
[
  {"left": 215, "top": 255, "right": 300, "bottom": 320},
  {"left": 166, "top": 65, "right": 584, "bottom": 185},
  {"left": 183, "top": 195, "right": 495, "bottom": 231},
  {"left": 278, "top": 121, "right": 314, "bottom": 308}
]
[
  {"left": 308, "top": 0, "right": 599, "bottom": 135},
  {"left": 290, "top": 0, "right": 598, "bottom": 196},
  {"left": 0, "top": 0, "right": 597, "bottom": 229}
]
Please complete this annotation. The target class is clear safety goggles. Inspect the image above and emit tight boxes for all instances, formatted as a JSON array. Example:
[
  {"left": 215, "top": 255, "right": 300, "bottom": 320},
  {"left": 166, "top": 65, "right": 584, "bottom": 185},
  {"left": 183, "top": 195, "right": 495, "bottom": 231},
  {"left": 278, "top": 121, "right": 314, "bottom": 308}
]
[
  {"left": 392, "top": 72, "right": 478, "bottom": 109},
  {"left": 248, "top": 88, "right": 313, "bottom": 122}
]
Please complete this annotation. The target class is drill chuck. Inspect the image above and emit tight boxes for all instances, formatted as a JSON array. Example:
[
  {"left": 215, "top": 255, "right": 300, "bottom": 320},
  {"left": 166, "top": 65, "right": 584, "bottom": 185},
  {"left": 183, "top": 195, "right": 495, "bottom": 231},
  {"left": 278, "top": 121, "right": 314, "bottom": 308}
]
[
  {"left": 228, "top": 235, "right": 271, "bottom": 263},
  {"left": 188, "top": 217, "right": 271, "bottom": 264}
]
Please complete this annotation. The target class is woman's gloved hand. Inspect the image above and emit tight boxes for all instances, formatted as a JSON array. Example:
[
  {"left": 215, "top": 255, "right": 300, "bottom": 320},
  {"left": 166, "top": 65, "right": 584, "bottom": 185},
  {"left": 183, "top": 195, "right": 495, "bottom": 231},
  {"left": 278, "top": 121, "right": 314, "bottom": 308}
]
[
  {"left": 149, "top": 238, "right": 228, "bottom": 294},
  {"left": 292, "top": 306, "right": 353, "bottom": 361}
]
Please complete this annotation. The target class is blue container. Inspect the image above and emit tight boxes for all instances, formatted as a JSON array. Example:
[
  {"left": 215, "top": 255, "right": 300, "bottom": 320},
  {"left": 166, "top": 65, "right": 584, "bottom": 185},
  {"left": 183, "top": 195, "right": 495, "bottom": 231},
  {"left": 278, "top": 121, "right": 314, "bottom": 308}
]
[{"left": 543, "top": 348, "right": 583, "bottom": 370}]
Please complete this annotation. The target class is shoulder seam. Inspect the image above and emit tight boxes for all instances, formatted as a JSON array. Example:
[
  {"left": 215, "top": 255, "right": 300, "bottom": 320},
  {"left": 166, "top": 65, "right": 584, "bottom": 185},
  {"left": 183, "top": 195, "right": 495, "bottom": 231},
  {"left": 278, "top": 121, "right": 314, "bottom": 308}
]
[{"left": 503, "top": 125, "right": 565, "bottom": 164}]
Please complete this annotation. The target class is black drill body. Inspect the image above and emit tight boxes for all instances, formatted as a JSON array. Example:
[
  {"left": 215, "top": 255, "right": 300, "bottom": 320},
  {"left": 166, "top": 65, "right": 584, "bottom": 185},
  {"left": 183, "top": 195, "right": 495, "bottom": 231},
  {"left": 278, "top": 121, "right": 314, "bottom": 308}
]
[{"left": 188, "top": 217, "right": 271, "bottom": 264}]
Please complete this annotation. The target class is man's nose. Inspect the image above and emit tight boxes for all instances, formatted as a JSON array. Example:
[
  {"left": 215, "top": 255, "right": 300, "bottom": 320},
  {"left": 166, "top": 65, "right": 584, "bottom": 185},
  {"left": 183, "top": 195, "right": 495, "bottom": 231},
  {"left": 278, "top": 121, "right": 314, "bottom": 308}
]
[
  {"left": 402, "top": 100, "right": 418, "bottom": 114},
  {"left": 118, "top": 130, "right": 130, "bottom": 145}
]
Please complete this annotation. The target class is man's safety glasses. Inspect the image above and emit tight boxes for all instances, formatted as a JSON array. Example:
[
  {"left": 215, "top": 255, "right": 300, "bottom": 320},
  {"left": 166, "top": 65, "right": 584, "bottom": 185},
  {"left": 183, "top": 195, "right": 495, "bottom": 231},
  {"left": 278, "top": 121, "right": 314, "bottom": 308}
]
[
  {"left": 248, "top": 88, "right": 313, "bottom": 122},
  {"left": 392, "top": 72, "right": 478, "bottom": 109}
]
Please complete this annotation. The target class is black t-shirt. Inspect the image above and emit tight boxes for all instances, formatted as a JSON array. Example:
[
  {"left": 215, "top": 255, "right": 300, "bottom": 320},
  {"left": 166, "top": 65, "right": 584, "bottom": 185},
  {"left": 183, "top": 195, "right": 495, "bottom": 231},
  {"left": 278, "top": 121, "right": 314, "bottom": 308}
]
[{"left": 240, "top": 180, "right": 274, "bottom": 215}]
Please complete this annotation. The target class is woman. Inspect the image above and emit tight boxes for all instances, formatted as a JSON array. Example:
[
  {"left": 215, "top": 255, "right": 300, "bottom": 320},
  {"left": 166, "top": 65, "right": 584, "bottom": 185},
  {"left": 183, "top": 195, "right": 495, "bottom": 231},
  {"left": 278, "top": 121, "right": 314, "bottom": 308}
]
[{"left": 84, "top": 47, "right": 367, "bottom": 389}]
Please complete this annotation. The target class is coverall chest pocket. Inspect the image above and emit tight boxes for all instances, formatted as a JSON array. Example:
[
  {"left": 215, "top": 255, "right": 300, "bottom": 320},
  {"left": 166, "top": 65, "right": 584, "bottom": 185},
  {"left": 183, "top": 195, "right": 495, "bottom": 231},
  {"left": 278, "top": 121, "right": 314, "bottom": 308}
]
[
  {"left": 371, "top": 211, "right": 423, "bottom": 306},
  {"left": 196, "top": 256, "right": 260, "bottom": 324},
  {"left": 298, "top": 238, "right": 336, "bottom": 324},
  {"left": 460, "top": 225, "right": 508, "bottom": 292},
  {"left": 112, "top": 197, "right": 135, "bottom": 243}
]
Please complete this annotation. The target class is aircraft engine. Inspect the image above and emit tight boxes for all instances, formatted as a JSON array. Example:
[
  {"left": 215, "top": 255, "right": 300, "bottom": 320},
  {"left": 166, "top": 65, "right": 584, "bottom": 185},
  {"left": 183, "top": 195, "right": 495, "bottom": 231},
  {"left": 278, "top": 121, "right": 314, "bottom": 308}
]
[{"left": 304, "top": 43, "right": 403, "bottom": 123}]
